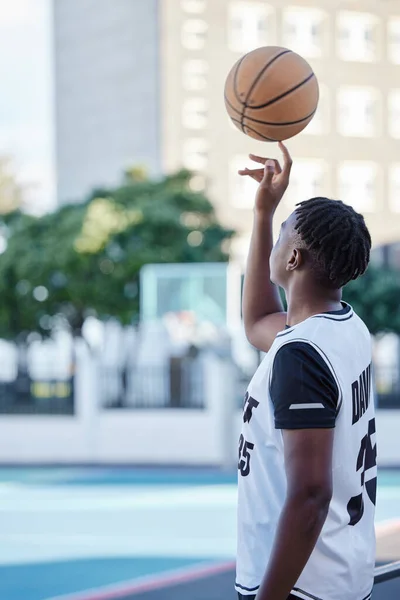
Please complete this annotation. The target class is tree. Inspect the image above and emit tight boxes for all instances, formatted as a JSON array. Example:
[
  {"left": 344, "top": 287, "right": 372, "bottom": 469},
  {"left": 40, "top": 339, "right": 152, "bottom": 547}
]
[
  {"left": 0, "top": 157, "right": 25, "bottom": 214},
  {"left": 343, "top": 265, "right": 400, "bottom": 335},
  {"left": 0, "top": 170, "right": 235, "bottom": 338}
]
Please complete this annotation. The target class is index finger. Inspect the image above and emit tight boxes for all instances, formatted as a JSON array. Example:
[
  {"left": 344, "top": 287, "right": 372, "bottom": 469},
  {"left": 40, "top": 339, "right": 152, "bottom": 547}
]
[
  {"left": 248, "top": 154, "right": 267, "bottom": 165},
  {"left": 250, "top": 155, "right": 282, "bottom": 174},
  {"left": 278, "top": 142, "right": 293, "bottom": 175}
]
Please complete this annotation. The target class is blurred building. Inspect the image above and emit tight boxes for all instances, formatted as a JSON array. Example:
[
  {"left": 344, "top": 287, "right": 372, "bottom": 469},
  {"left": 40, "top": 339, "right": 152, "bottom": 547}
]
[
  {"left": 54, "top": 0, "right": 400, "bottom": 260},
  {"left": 53, "top": 0, "right": 161, "bottom": 203}
]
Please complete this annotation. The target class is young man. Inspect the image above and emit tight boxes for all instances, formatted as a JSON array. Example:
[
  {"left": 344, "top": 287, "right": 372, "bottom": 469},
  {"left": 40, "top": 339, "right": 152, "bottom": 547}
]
[{"left": 236, "top": 143, "right": 376, "bottom": 600}]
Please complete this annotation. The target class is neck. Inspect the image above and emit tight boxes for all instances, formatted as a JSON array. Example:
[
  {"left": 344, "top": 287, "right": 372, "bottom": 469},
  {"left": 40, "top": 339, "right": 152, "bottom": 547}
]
[{"left": 285, "top": 282, "right": 342, "bottom": 327}]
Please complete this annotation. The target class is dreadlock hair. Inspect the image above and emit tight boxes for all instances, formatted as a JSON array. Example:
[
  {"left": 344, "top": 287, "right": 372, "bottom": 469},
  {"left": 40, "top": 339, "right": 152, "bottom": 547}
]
[{"left": 294, "top": 197, "right": 371, "bottom": 289}]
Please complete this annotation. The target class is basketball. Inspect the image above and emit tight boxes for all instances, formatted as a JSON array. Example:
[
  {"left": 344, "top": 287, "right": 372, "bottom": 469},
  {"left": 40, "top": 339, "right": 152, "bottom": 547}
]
[{"left": 224, "top": 46, "right": 319, "bottom": 142}]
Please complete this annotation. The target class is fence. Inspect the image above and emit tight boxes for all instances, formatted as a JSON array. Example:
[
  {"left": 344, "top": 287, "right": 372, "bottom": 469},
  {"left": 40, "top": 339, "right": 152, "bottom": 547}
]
[
  {"left": 375, "top": 365, "right": 400, "bottom": 408},
  {"left": 0, "top": 336, "right": 399, "bottom": 416},
  {"left": 100, "top": 357, "right": 205, "bottom": 409},
  {"left": 0, "top": 374, "right": 74, "bottom": 415}
]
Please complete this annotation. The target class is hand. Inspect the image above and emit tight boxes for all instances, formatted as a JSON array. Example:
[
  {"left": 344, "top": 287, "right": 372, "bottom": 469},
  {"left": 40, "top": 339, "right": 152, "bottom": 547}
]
[{"left": 238, "top": 142, "right": 293, "bottom": 215}]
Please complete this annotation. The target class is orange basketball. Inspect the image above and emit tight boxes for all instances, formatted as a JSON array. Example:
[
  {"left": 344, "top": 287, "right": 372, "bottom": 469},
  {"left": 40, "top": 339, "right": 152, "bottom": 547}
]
[{"left": 224, "top": 46, "right": 319, "bottom": 142}]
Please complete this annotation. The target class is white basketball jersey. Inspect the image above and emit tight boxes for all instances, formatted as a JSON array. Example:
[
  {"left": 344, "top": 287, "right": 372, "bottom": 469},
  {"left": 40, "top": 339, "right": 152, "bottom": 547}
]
[{"left": 236, "top": 304, "right": 376, "bottom": 600}]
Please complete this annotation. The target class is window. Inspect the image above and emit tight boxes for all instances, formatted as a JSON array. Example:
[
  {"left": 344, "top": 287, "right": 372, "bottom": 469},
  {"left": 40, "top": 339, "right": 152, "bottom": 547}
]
[
  {"left": 338, "top": 162, "right": 378, "bottom": 212},
  {"left": 182, "top": 98, "right": 208, "bottom": 129},
  {"left": 389, "top": 90, "right": 400, "bottom": 138},
  {"left": 337, "top": 12, "right": 379, "bottom": 62},
  {"left": 183, "top": 138, "right": 209, "bottom": 171},
  {"left": 284, "top": 160, "right": 327, "bottom": 207},
  {"left": 229, "top": 2, "right": 275, "bottom": 53},
  {"left": 303, "top": 84, "right": 330, "bottom": 135},
  {"left": 389, "top": 165, "right": 400, "bottom": 212},
  {"left": 182, "top": 19, "right": 208, "bottom": 50},
  {"left": 337, "top": 87, "right": 380, "bottom": 137},
  {"left": 182, "top": 59, "right": 208, "bottom": 90},
  {"left": 282, "top": 7, "right": 327, "bottom": 58},
  {"left": 388, "top": 18, "right": 400, "bottom": 63},
  {"left": 230, "top": 156, "right": 258, "bottom": 208},
  {"left": 181, "top": 0, "right": 206, "bottom": 13}
]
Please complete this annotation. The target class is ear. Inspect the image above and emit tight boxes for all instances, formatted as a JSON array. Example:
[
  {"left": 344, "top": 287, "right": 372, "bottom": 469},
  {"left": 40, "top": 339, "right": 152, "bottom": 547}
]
[{"left": 286, "top": 248, "right": 303, "bottom": 272}]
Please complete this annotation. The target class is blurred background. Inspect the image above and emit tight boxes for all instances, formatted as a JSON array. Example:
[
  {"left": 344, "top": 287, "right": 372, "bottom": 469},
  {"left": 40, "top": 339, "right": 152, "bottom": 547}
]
[{"left": 0, "top": 0, "right": 399, "bottom": 599}]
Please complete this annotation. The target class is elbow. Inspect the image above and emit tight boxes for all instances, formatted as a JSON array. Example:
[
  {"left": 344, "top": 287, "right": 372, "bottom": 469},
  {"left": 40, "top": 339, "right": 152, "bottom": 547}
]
[
  {"left": 244, "top": 321, "right": 265, "bottom": 350},
  {"left": 287, "top": 483, "right": 332, "bottom": 518},
  {"left": 245, "top": 327, "right": 257, "bottom": 348},
  {"left": 285, "top": 486, "right": 331, "bottom": 538},
  {"left": 243, "top": 322, "right": 257, "bottom": 347}
]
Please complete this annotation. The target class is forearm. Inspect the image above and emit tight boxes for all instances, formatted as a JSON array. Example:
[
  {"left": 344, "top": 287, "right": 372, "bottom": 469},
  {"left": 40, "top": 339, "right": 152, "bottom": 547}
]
[
  {"left": 242, "top": 210, "right": 284, "bottom": 331},
  {"left": 256, "top": 493, "right": 330, "bottom": 600}
]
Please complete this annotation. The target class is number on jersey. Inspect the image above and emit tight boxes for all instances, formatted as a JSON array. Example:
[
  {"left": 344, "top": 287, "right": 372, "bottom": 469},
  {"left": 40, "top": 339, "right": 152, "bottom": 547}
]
[
  {"left": 347, "top": 418, "right": 377, "bottom": 526},
  {"left": 238, "top": 434, "right": 254, "bottom": 477}
]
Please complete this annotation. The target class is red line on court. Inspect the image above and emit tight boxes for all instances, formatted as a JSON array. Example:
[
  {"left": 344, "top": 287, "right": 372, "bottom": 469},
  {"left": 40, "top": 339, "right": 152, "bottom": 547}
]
[{"left": 47, "top": 560, "right": 236, "bottom": 600}]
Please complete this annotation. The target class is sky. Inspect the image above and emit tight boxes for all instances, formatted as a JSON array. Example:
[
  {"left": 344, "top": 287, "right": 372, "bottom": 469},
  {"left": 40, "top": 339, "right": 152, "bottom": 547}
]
[{"left": 0, "top": 0, "right": 54, "bottom": 212}]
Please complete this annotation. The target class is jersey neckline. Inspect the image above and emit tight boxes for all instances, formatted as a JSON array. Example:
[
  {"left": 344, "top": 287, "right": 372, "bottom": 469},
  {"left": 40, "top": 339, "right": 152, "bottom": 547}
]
[
  {"left": 324, "top": 302, "right": 351, "bottom": 316},
  {"left": 279, "top": 302, "right": 353, "bottom": 335}
]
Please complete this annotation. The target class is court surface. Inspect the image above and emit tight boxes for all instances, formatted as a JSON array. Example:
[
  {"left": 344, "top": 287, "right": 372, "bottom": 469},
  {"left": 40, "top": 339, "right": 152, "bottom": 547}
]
[{"left": 0, "top": 466, "right": 399, "bottom": 600}]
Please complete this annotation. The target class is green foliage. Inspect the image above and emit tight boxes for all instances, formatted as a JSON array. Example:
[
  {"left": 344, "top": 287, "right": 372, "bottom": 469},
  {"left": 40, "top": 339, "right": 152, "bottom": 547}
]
[
  {"left": 0, "top": 170, "right": 235, "bottom": 338},
  {"left": 343, "top": 265, "right": 400, "bottom": 335}
]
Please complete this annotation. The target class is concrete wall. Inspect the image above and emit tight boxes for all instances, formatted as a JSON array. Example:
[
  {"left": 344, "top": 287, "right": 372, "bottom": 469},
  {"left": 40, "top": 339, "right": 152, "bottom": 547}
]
[
  {"left": 0, "top": 348, "right": 239, "bottom": 467},
  {"left": 54, "top": 0, "right": 161, "bottom": 203}
]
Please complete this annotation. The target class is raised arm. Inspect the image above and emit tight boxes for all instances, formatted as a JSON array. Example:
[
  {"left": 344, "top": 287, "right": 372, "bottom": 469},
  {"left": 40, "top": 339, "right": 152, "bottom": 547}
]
[{"left": 240, "top": 143, "right": 292, "bottom": 352}]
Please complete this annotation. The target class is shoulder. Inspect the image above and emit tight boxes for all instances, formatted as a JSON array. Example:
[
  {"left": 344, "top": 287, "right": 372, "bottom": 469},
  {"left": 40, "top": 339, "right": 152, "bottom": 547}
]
[
  {"left": 271, "top": 340, "right": 335, "bottom": 381},
  {"left": 270, "top": 340, "right": 340, "bottom": 430}
]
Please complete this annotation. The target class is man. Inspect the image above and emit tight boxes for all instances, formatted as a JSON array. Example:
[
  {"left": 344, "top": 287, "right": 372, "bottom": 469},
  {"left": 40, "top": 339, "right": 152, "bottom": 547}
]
[{"left": 235, "top": 143, "right": 376, "bottom": 600}]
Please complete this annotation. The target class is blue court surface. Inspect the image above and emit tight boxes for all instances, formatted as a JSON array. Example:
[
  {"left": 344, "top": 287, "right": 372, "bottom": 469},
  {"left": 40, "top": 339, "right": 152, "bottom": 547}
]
[{"left": 0, "top": 466, "right": 399, "bottom": 600}]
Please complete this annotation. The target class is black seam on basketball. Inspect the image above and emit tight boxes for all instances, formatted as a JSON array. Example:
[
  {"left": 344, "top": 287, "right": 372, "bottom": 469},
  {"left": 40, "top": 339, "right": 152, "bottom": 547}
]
[
  {"left": 231, "top": 119, "right": 277, "bottom": 142},
  {"left": 232, "top": 55, "right": 246, "bottom": 104},
  {"left": 224, "top": 93, "right": 242, "bottom": 117},
  {"left": 243, "top": 107, "right": 317, "bottom": 127},
  {"left": 249, "top": 72, "right": 316, "bottom": 110},
  {"left": 242, "top": 49, "right": 292, "bottom": 124},
  {"left": 244, "top": 49, "right": 292, "bottom": 107}
]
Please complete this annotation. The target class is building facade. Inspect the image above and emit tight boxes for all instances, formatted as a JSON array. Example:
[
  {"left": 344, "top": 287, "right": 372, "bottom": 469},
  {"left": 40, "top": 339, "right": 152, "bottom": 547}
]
[
  {"left": 54, "top": 0, "right": 400, "bottom": 259},
  {"left": 54, "top": 0, "right": 161, "bottom": 203}
]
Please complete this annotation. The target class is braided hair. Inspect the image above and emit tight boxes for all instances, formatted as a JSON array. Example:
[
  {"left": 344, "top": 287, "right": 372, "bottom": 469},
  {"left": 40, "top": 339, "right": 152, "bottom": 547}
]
[{"left": 294, "top": 197, "right": 371, "bottom": 289}]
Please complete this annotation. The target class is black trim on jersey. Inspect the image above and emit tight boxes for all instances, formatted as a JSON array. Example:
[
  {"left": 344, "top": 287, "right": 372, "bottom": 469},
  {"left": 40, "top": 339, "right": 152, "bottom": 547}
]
[
  {"left": 276, "top": 303, "right": 353, "bottom": 338},
  {"left": 291, "top": 586, "right": 372, "bottom": 600},
  {"left": 324, "top": 303, "right": 351, "bottom": 316},
  {"left": 292, "top": 587, "right": 323, "bottom": 600},
  {"left": 235, "top": 582, "right": 260, "bottom": 592},
  {"left": 276, "top": 327, "right": 296, "bottom": 338},
  {"left": 270, "top": 341, "right": 339, "bottom": 429},
  {"left": 312, "top": 313, "right": 353, "bottom": 323},
  {"left": 236, "top": 585, "right": 371, "bottom": 600}
]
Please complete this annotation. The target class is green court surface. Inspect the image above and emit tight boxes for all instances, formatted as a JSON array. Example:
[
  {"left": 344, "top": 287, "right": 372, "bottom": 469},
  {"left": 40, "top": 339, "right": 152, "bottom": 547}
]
[{"left": 0, "top": 466, "right": 399, "bottom": 600}]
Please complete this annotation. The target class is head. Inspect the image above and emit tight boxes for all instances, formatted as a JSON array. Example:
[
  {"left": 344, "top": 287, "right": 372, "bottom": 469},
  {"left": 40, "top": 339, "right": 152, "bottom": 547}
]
[{"left": 270, "top": 197, "right": 371, "bottom": 293}]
